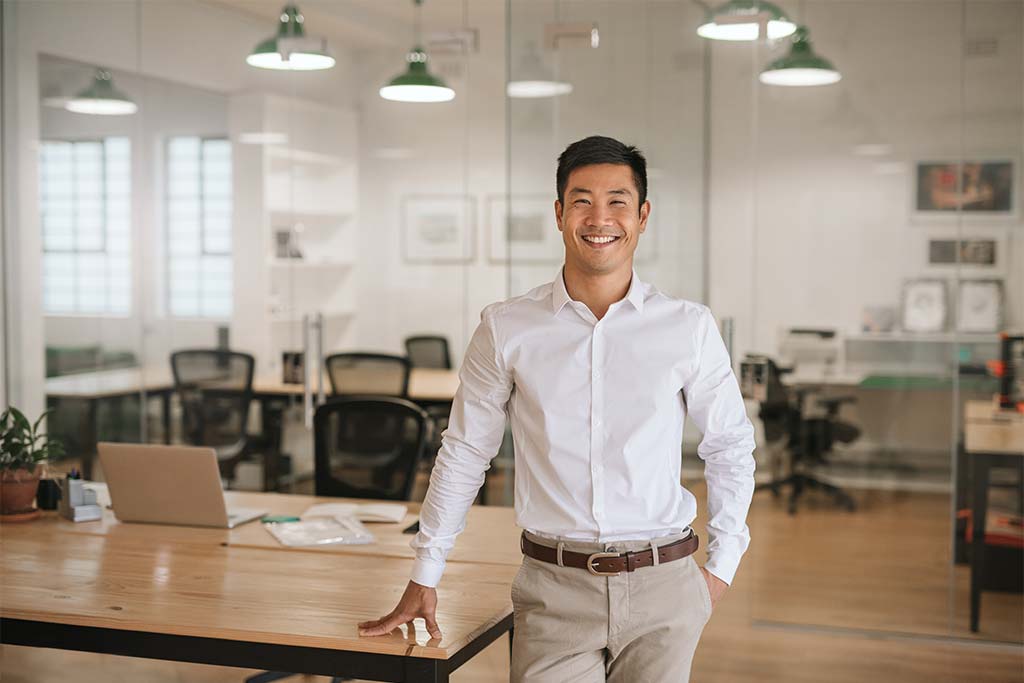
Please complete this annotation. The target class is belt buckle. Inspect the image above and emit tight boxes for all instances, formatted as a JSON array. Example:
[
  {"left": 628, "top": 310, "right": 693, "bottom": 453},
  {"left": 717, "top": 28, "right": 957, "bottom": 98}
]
[{"left": 586, "top": 551, "right": 621, "bottom": 576}]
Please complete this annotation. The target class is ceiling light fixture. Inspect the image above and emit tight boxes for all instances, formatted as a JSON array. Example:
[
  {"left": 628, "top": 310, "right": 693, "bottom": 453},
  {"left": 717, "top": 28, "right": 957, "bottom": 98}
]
[
  {"left": 759, "top": 26, "right": 841, "bottom": 86},
  {"left": 247, "top": 4, "right": 335, "bottom": 71},
  {"left": 64, "top": 69, "right": 137, "bottom": 116},
  {"left": 380, "top": 0, "right": 454, "bottom": 103},
  {"left": 507, "top": 42, "right": 572, "bottom": 99},
  {"left": 697, "top": 0, "right": 796, "bottom": 42}
]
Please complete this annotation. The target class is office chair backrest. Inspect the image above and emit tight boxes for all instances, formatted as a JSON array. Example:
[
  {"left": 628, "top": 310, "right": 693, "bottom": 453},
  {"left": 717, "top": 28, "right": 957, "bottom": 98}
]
[
  {"left": 404, "top": 335, "right": 452, "bottom": 370},
  {"left": 325, "top": 352, "right": 410, "bottom": 397},
  {"left": 313, "top": 396, "right": 430, "bottom": 501},
  {"left": 170, "top": 349, "right": 254, "bottom": 450}
]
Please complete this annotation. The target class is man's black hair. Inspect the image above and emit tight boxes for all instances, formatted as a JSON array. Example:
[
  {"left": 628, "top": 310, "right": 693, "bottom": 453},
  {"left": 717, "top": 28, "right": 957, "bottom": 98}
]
[{"left": 556, "top": 136, "right": 648, "bottom": 212}]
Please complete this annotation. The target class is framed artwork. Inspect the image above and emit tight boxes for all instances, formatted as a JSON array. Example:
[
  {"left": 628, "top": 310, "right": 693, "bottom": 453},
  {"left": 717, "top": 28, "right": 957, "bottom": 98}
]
[
  {"left": 956, "top": 280, "right": 1003, "bottom": 333},
  {"left": 914, "top": 159, "right": 1016, "bottom": 219},
  {"left": 928, "top": 238, "right": 995, "bottom": 265},
  {"left": 487, "top": 194, "right": 562, "bottom": 264},
  {"left": 922, "top": 228, "right": 1008, "bottom": 276},
  {"left": 402, "top": 195, "right": 476, "bottom": 264},
  {"left": 901, "top": 279, "right": 948, "bottom": 333}
]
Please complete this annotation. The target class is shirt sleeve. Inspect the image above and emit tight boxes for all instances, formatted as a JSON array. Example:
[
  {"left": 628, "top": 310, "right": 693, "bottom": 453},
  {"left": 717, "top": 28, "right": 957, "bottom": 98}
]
[
  {"left": 409, "top": 306, "right": 514, "bottom": 587},
  {"left": 683, "top": 306, "right": 756, "bottom": 585}
]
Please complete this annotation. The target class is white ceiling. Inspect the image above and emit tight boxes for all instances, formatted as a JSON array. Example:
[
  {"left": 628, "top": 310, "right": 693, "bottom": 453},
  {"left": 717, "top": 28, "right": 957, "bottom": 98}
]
[{"left": 204, "top": 0, "right": 505, "bottom": 51}]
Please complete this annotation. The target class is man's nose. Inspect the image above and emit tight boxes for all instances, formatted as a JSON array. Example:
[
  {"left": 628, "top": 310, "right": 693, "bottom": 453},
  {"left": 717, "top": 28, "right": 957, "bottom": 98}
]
[{"left": 587, "top": 204, "right": 615, "bottom": 227}]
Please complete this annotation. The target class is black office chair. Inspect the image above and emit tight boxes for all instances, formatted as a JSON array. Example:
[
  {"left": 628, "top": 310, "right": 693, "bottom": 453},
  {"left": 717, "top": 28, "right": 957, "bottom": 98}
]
[
  {"left": 314, "top": 396, "right": 430, "bottom": 501},
  {"left": 404, "top": 335, "right": 452, "bottom": 370},
  {"left": 170, "top": 349, "right": 257, "bottom": 483},
  {"left": 741, "top": 354, "right": 860, "bottom": 514},
  {"left": 324, "top": 352, "right": 410, "bottom": 397}
]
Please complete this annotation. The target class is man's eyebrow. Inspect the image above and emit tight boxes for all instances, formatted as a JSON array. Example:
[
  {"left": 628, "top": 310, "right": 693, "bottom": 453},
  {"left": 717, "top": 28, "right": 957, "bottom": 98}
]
[
  {"left": 608, "top": 188, "right": 631, "bottom": 196},
  {"left": 567, "top": 187, "right": 592, "bottom": 196}
]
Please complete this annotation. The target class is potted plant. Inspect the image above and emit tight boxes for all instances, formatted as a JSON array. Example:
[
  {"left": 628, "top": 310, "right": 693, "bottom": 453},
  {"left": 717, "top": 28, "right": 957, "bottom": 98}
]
[{"left": 1, "top": 407, "right": 64, "bottom": 516}]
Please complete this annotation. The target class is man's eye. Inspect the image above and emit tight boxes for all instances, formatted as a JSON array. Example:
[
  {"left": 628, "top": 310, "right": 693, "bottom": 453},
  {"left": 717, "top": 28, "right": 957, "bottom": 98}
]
[
  {"left": 574, "top": 200, "right": 589, "bottom": 205},
  {"left": 611, "top": 200, "right": 626, "bottom": 206}
]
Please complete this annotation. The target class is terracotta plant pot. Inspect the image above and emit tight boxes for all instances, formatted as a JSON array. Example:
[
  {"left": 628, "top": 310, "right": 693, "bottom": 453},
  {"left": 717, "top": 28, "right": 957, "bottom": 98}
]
[{"left": 0, "top": 467, "right": 41, "bottom": 515}]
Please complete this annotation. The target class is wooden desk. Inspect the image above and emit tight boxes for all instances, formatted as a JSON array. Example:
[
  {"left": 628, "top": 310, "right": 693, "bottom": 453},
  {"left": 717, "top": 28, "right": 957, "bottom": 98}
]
[
  {"left": 0, "top": 531, "right": 515, "bottom": 681},
  {"left": 45, "top": 368, "right": 459, "bottom": 403},
  {"left": 42, "top": 490, "right": 524, "bottom": 567},
  {"left": 963, "top": 399, "right": 1024, "bottom": 632}
]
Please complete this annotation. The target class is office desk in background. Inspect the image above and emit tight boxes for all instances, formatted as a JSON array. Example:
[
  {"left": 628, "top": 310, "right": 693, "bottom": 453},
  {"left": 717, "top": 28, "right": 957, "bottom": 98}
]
[
  {"left": 44, "top": 367, "right": 461, "bottom": 480},
  {"left": 0, "top": 492, "right": 519, "bottom": 682},
  {"left": 964, "top": 399, "right": 1024, "bottom": 633}
]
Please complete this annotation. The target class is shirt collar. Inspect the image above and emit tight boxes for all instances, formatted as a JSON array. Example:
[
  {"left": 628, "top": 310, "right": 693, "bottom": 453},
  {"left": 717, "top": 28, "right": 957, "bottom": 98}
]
[{"left": 551, "top": 267, "right": 645, "bottom": 315}]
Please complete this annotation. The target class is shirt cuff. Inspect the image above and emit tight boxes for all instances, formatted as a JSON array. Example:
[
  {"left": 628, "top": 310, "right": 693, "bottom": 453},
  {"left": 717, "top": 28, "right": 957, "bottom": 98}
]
[
  {"left": 410, "top": 557, "right": 446, "bottom": 588},
  {"left": 703, "top": 551, "right": 740, "bottom": 586}
]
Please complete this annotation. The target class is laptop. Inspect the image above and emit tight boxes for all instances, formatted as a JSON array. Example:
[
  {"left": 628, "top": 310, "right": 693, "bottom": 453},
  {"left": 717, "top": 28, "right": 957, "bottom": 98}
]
[{"left": 98, "top": 442, "right": 267, "bottom": 529}]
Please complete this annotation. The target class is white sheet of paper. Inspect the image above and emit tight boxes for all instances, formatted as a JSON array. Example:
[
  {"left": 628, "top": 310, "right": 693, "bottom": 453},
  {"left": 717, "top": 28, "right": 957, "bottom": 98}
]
[{"left": 302, "top": 502, "right": 408, "bottom": 523}]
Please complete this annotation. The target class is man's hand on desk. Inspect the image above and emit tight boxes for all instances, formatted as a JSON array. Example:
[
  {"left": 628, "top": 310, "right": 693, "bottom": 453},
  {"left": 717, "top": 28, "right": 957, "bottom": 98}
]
[
  {"left": 700, "top": 566, "right": 728, "bottom": 610},
  {"left": 358, "top": 580, "right": 442, "bottom": 640}
]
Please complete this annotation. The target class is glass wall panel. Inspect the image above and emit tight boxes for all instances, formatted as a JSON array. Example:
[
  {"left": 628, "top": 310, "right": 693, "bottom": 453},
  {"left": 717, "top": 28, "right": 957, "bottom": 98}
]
[{"left": 710, "top": 0, "right": 1022, "bottom": 644}]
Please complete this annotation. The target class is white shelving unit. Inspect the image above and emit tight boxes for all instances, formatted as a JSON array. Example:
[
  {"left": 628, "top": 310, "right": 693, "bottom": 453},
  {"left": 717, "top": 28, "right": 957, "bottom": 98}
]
[{"left": 230, "top": 93, "right": 358, "bottom": 379}]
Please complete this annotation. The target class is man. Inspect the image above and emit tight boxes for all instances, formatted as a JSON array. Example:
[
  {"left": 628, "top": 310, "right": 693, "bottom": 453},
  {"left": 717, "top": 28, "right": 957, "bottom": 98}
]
[{"left": 359, "top": 136, "right": 756, "bottom": 682}]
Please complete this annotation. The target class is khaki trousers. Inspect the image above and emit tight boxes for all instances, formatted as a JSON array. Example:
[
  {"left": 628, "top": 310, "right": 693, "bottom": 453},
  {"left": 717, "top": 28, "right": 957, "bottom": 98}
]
[{"left": 510, "top": 530, "right": 712, "bottom": 683}]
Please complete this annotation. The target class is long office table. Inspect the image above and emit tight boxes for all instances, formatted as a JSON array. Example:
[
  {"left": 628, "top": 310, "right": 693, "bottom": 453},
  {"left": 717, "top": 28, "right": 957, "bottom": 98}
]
[
  {"left": 0, "top": 492, "right": 521, "bottom": 682},
  {"left": 45, "top": 367, "right": 461, "bottom": 480},
  {"left": 37, "top": 490, "right": 524, "bottom": 567}
]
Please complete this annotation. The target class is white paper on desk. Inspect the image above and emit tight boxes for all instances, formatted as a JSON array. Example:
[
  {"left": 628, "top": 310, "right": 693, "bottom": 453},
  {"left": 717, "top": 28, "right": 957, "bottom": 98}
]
[{"left": 302, "top": 503, "right": 408, "bottom": 524}]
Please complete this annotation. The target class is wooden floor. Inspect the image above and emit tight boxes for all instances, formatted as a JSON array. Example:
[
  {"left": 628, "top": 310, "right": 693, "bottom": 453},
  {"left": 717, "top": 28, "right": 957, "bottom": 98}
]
[{"left": 4, "top": 476, "right": 1023, "bottom": 682}]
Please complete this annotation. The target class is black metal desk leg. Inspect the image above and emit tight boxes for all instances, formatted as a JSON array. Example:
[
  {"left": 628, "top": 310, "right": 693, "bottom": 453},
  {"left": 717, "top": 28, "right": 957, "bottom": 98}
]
[
  {"left": 260, "top": 398, "right": 285, "bottom": 492},
  {"left": 404, "top": 658, "right": 449, "bottom": 682},
  {"left": 970, "top": 454, "right": 990, "bottom": 633},
  {"left": 81, "top": 398, "right": 99, "bottom": 480},
  {"left": 162, "top": 391, "right": 172, "bottom": 444}
]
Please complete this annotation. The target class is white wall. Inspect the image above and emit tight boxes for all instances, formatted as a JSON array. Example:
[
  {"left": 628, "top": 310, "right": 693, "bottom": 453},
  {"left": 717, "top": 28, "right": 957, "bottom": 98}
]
[
  {"left": 3, "top": 0, "right": 357, "bottom": 416},
  {"left": 707, "top": 0, "right": 1024, "bottom": 362}
]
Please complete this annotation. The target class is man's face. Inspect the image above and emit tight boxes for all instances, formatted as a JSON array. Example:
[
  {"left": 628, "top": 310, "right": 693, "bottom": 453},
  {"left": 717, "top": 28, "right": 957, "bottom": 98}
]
[{"left": 555, "top": 163, "right": 650, "bottom": 277}]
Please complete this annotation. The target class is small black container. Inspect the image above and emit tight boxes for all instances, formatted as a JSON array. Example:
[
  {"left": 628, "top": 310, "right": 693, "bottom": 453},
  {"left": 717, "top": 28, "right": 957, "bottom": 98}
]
[{"left": 36, "top": 478, "right": 62, "bottom": 510}]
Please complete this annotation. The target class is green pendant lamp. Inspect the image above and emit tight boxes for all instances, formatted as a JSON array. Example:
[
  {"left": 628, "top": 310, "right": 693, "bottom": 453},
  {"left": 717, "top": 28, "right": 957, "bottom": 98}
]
[
  {"left": 65, "top": 69, "right": 137, "bottom": 116},
  {"left": 697, "top": 0, "right": 796, "bottom": 41},
  {"left": 247, "top": 4, "right": 335, "bottom": 71},
  {"left": 759, "top": 26, "right": 841, "bottom": 86},
  {"left": 379, "top": 0, "right": 454, "bottom": 103},
  {"left": 507, "top": 42, "right": 573, "bottom": 99}
]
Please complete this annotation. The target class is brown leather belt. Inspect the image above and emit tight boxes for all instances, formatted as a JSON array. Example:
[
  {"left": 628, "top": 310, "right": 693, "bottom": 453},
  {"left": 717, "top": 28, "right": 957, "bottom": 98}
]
[{"left": 520, "top": 531, "right": 699, "bottom": 576}]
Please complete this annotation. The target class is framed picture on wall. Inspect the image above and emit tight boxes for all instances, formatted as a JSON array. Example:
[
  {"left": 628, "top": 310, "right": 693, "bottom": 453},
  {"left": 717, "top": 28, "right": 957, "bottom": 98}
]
[
  {"left": 913, "top": 159, "right": 1017, "bottom": 219},
  {"left": 900, "top": 279, "right": 948, "bottom": 333},
  {"left": 487, "top": 194, "right": 561, "bottom": 264},
  {"left": 955, "top": 279, "right": 1003, "bottom": 333},
  {"left": 402, "top": 195, "right": 476, "bottom": 264},
  {"left": 921, "top": 228, "right": 1008, "bottom": 277}
]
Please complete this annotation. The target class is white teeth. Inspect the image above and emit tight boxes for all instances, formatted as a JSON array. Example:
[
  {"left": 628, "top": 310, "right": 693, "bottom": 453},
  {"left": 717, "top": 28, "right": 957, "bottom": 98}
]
[{"left": 583, "top": 235, "right": 618, "bottom": 244}]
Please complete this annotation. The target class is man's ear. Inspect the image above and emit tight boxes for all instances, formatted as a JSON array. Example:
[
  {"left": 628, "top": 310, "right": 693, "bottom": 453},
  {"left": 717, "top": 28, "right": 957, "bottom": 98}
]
[
  {"left": 554, "top": 199, "right": 564, "bottom": 232},
  {"left": 638, "top": 200, "right": 651, "bottom": 234}
]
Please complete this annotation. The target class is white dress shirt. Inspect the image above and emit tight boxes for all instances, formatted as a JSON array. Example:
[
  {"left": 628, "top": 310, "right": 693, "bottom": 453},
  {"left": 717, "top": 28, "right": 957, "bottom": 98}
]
[{"left": 410, "top": 269, "right": 756, "bottom": 587}]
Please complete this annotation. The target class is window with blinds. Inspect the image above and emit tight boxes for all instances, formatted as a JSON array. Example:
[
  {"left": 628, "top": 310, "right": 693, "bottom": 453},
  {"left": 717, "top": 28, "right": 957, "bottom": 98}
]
[
  {"left": 39, "top": 137, "right": 132, "bottom": 315},
  {"left": 166, "top": 137, "right": 232, "bottom": 319}
]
